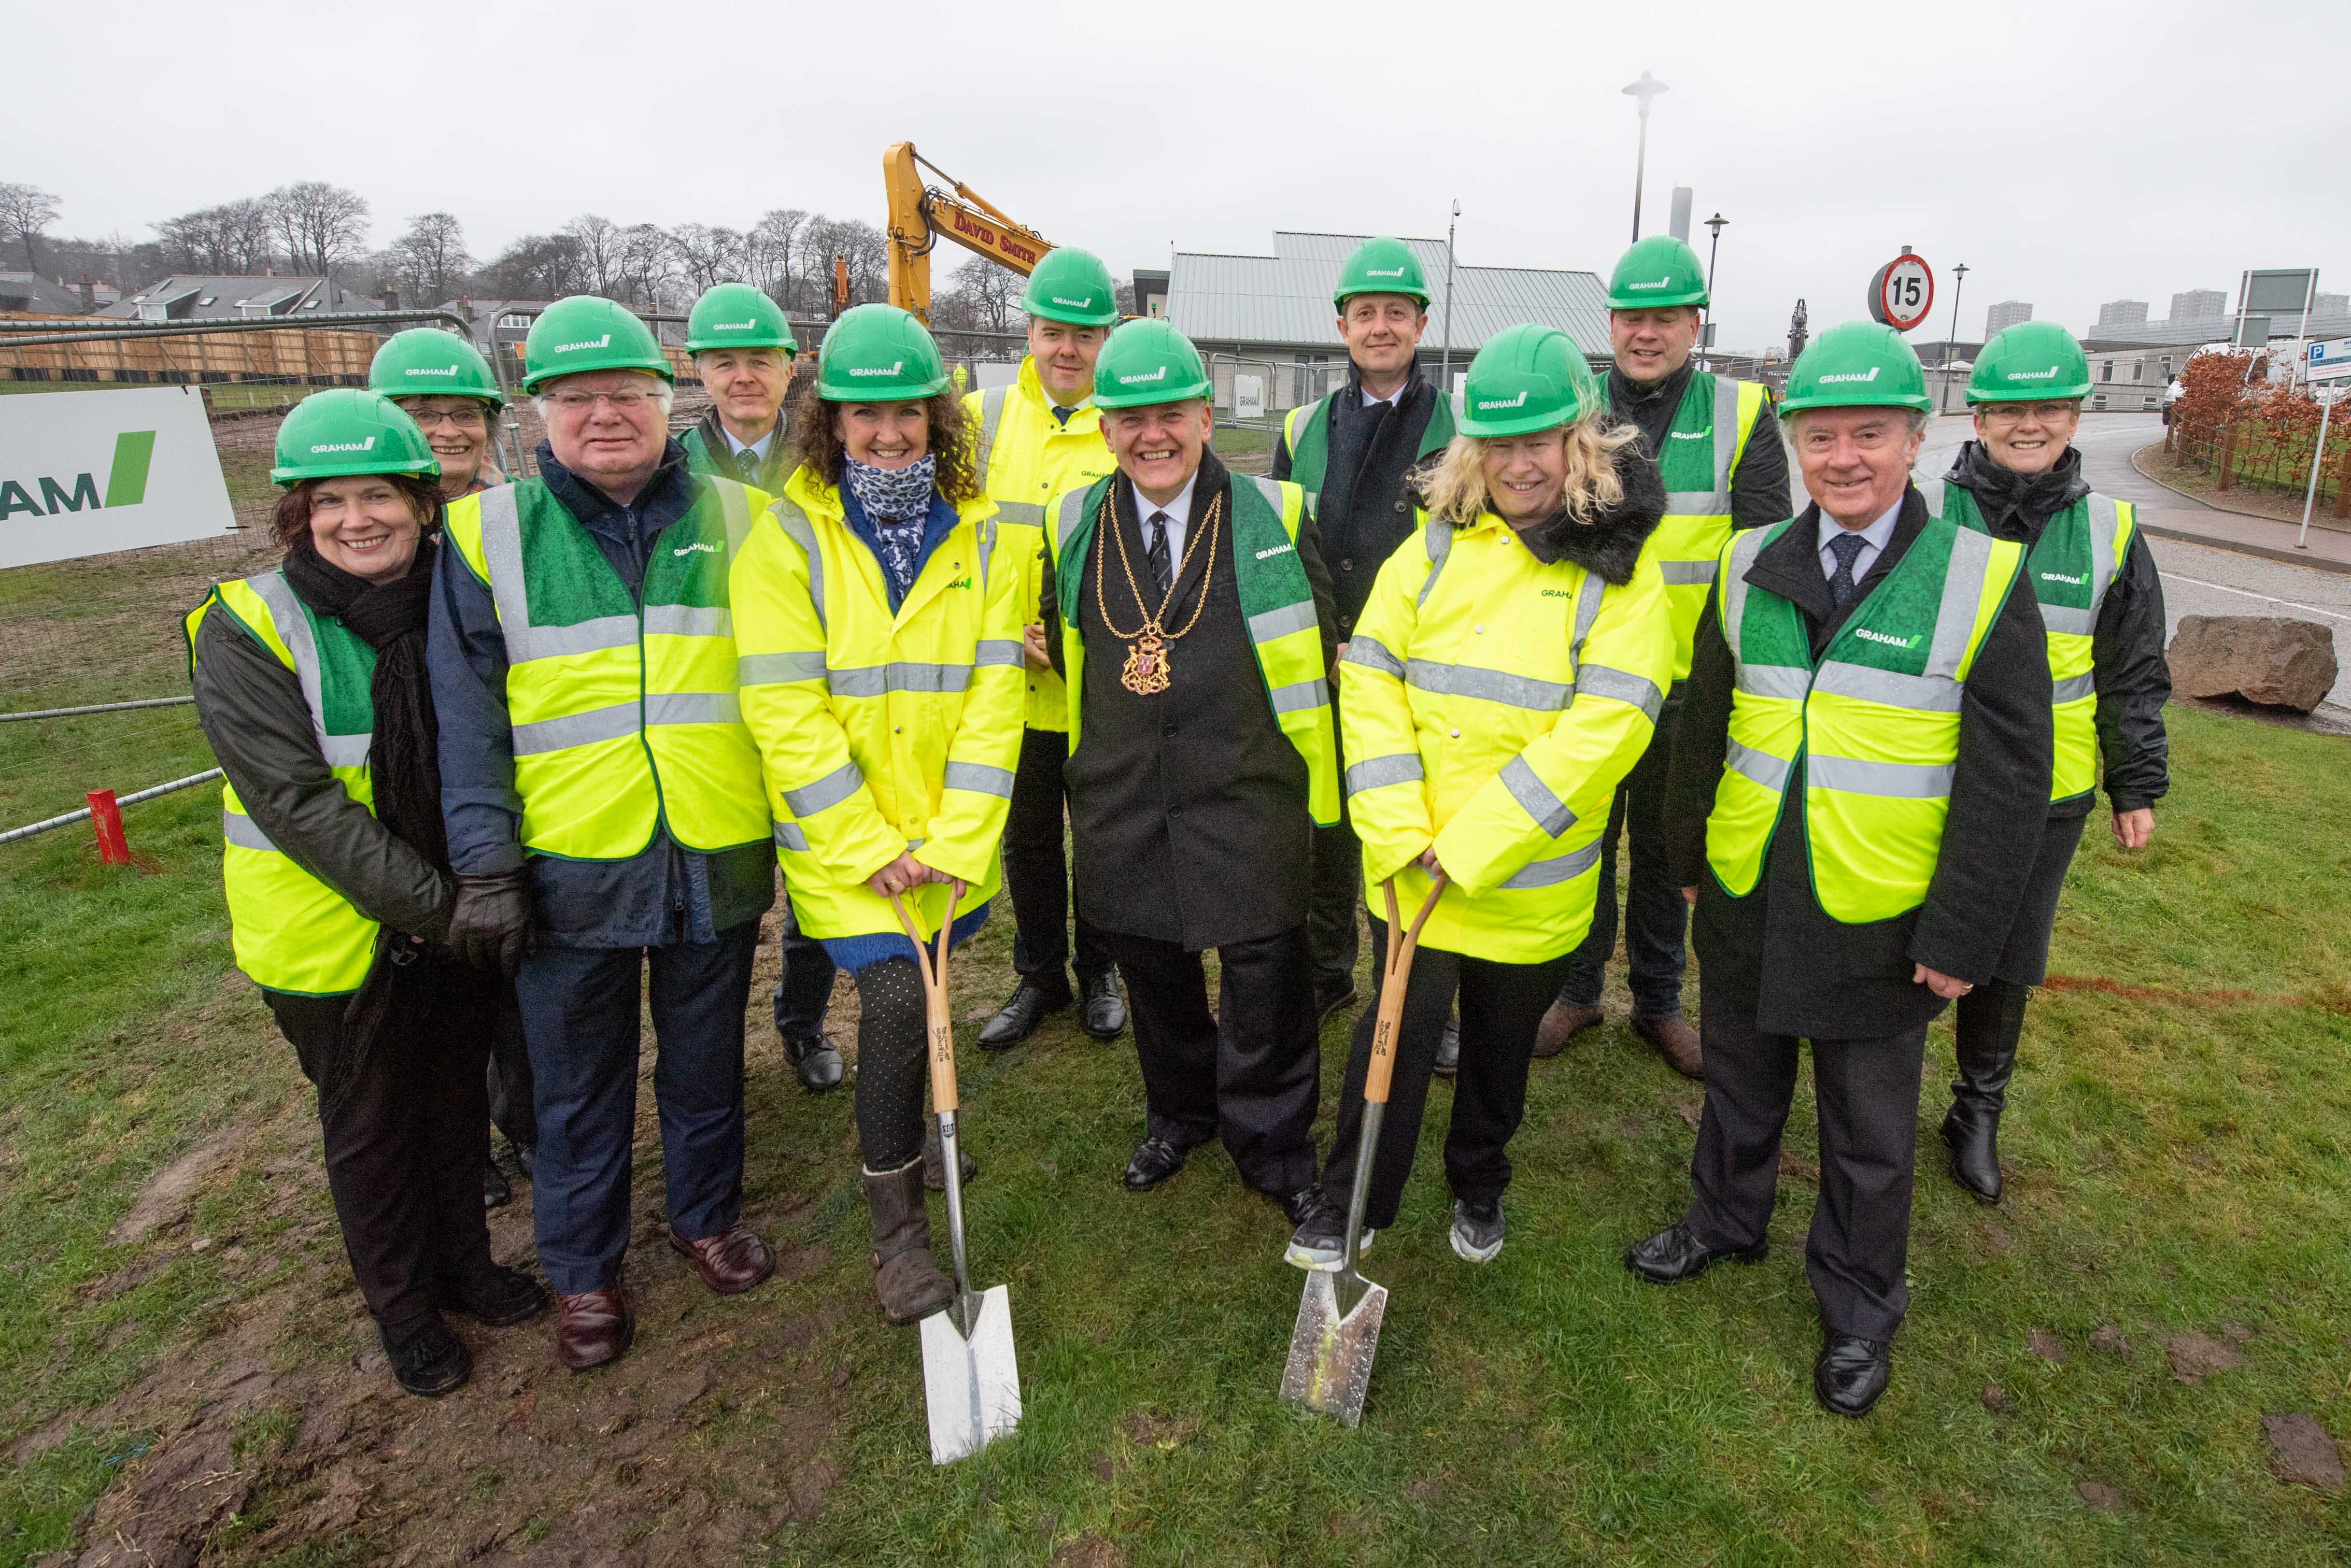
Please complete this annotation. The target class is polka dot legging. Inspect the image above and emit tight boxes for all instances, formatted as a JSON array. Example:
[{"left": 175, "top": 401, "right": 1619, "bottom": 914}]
[{"left": 852, "top": 958, "right": 930, "bottom": 1171}]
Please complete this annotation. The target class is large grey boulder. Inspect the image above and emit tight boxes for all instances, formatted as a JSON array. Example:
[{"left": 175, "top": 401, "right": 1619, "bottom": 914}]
[{"left": 2166, "top": 616, "right": 2338, "bottom": 712}]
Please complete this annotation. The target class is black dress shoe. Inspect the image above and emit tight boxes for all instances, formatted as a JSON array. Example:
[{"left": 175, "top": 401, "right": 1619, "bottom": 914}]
[
  {"left": 1122, "top": 1136, "right": 1188, "bottom": 1191},
  {"left": 978, "top": 976, "right": 1071, "bottom": 1051},
  {"left": 1623, "top": 1222, "right": 1769, "bottom": 1284},
  {"left": 483, "top": 1159, "right": 512, "bottom": 1210},
  {"left": 438, "top": 1261, "right": 550, "bottom": 1327},
  {"left": 1940, "top": 1105, "right": 2003, "bottom": 1204},
  {"left": 1077, "top": 969, "right": 1127, "bottom": 1040},
  {"left": 382, "top": 1315, "right": 472, "bottom": 1399},
  {"left": 782, "top": 1032, "right": 844, "bottom": 1093},
  {"left": 511, "top": 1141, "right": 535, "bottom": 1180},
  {"left": 1814, "top": 1332, "right": 1892, "bottom": 1418},
  {"left": 1432, "top": 1013, "right": 1461, "bottom": 1077},
  {"left": 1314, "top": 985, "right": 1357, "bottom": 1030}
]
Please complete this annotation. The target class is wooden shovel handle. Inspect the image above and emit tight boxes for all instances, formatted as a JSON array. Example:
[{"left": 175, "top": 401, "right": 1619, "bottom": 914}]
[
  {"left": 890, "top": 887, "right": 961, "bottom": 1116},
  {"left": 1363, "top": 873, "right": 1447, "bottom": 1107}
]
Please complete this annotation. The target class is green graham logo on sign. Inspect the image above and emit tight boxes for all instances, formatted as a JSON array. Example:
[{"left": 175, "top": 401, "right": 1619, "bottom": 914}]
[{"left": 0, "top": 431, "right": 155, "bottom": 518}]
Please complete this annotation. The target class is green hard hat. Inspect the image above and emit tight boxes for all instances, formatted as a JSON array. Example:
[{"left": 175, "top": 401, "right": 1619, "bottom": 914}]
[
  {"left": 1021, "top": 248, "right": 1120, "bottom": 326},
  {"left": 813, "top": 304, "right": 950, "bottom": 401},
  {"left": 686, "top": 282, "right": 798, "bottom": 356},
  {"left": 1334, "top": 236, "right": 1432, "bottom": 309},
  {"left": 1089, "top": 318, "right": 1213, "bottom": 408},
  {"left": 1608, "top": 235, "right": 1709, "bottom": 310},
  {"left": 522, "top": 295, "right": 672, "bottom": 394},
  {"left": 1457, "top": 323, "right": 1601, "bottom": 438},
  {"left": 370, "top": 328, "right": 505, "bottom": 407},
  {"left": 1967, "top": 320, "right": 2091, "bottom": 404},
  {"left": 271, "top": 389, "right": 440, "bottom": 489},
  {"left": 1778, "top": 321, "right": 1932, "bottom": 416}
]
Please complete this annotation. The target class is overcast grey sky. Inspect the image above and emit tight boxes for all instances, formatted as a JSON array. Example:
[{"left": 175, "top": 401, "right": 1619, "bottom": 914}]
[{"left": 8, "top": 0, "right": 2347, "bottom": 352}]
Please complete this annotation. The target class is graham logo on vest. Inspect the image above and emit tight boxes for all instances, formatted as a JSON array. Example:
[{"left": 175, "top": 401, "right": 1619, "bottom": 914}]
[
  {"left": 1851, "top": 625, "right": 1920, "bottom": 650},
  {"left": 674, "top": 540, "right": 718, "bottom": 557},
  {"left": 1669, "top": 429, "right": 1708, "bottom": 439},
  {"left": 2041, "top": 569, "right": 2087, "bottom": 585},
  {"left": 1255, "top": 542, "right": 1294, "bottom": 560}
]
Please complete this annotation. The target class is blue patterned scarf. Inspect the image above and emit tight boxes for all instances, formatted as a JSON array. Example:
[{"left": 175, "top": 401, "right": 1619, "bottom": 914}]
[{"left": 844, "top": 455, "right": 938, "bottom": 596}]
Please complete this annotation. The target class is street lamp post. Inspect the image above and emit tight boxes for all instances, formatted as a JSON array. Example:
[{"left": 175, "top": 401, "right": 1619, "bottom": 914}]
[
  {"left": 1439, "top": 198, "right": 1461, "bottom": 394},
  {"left": 1939, "top": 262, "right": 1970, "bottom": 412},
  {"left": 1622, "top": 72, "right": 1668, "bottom": 244},
  {"left": 1703, "top": 212, "right": 1727, "bottom": 370}
]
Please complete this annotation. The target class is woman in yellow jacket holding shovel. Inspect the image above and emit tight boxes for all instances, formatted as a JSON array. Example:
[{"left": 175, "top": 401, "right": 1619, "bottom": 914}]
[
  {"left": 731, "top": 305, "right": 1027, "bottom": 1325},
  {"left": 1285, "top": 324, "right": 1675, "bottom": 1271}
]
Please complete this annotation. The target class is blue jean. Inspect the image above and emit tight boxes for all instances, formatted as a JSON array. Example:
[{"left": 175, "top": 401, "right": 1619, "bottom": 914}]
[
  {"left": 515, "top": 925, "right": 757, "bottom": 1294},
  {"left": 1557, "top": 688, "right": 1688, "bottom": 1017}
]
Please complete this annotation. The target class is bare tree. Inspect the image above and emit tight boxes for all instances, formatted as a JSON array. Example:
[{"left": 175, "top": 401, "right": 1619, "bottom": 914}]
[
  {"left": 152, "top": 198, "right": 276, "bottom": 274},
  {"left": 478, "top": 233, "right": 588, "bottom": 301},
  {"left": 616, "top": 223, "right": 679, "bottom": 308},
  {"left": 389, "top": 211, "right": 473, "bottom": 304},
  {"left": 748, "top": 208, "right": 809, "bottom": 311},
  {"left": 266, "top": 181, "right": 371, "bottom": 279},
  {"left": 0, "top": 182, "right": 64, "bottom": 272},
  {"left": 801, "top": 217, "right": 890, "bottom": 310},
  {"left": 941, "top": 255, "right": 1025, "bottom": 333},
  {"left": 670, "top": 223, "right": 746, "bottom": 297},
  {"left": 561, "top": 214, "right": 624, "bottom": 298}
]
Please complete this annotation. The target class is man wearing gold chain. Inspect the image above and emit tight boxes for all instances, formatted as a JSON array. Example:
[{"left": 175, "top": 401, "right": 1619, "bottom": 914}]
[{"left": 1038, "top": 320, "right": 1340, "bottom": 1223}]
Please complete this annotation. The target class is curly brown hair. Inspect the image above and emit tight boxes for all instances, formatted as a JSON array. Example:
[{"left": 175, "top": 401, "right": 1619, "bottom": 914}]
[
  {"left": 271, "top": 474, "right": 446, "bottom": 553},
  {"left": 784, "top": 384, "right": 979, "bottom": 506}
]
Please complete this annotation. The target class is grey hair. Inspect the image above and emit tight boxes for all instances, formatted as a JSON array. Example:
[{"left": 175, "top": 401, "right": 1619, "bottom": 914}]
[
  {"left": 1781, "top": 405, "right": 1932, "bottom": 446},
  {"left": 531, "top": 370, "right": 674, "bottom": 423}
]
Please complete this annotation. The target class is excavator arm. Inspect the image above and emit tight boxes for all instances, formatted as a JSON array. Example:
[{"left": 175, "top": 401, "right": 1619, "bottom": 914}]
[{"left": 884, "top": 141, "right": 1054, "bottom": 327}]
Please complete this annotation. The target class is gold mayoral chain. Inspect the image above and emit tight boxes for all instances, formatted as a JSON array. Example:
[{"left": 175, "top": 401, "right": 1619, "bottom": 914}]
[{"left": 1094, "top": 488, "right": 1222, "bottom": 695}]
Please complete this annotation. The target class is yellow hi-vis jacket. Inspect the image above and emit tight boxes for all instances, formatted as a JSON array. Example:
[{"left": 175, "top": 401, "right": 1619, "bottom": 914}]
[
  {"left": 1340, "top": 509, "right": 1675, "bottom": 963},
  {"left": 1705, "top": 510, "right": 2026, "bottom": 923},
  {"left": 965, "top": 359, "right": 1116, "bottom": 732},
  {"left": 443, "top": 475, "right": 773, "bottom": 860},
  {"left": 185, "top": 573, "right": 380, "bottom": 995},
  {"left": 1647, "top": 372, "right": 1769, "bottom": 683},
  {"left": 1922, "top": 478, "right": 2136, "bottom": 803},
  {"left": 732, "top": 464, "right": 1027, "bottom": 943}
]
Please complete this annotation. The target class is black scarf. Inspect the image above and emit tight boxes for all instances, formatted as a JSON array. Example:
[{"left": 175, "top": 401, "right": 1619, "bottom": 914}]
[{"left": 1944, "top": 440, "right": 2090, "bottom": 547}]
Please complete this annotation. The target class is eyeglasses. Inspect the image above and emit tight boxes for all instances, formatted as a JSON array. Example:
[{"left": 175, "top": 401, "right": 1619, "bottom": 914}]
[
  {"left": 1979, "top": 402, "right": 2079, "bottom": 426},
  {"left": 405, "top": 407, "right": 488, "bottom": 430},
  {"left": 545, "top": 390, "right": 661, "bottom": 412}
]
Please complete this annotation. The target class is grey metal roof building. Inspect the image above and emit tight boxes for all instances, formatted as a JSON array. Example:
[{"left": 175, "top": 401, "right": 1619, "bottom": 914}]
[
  {"left": 0, "top": 273, "right": 90, "bottom": 314},
  {"left": 1166, "top": 231, "right": 1611, "bottom": 362},
  {"left": 96, "top": 274, "right": 363, "bottom": 322}
]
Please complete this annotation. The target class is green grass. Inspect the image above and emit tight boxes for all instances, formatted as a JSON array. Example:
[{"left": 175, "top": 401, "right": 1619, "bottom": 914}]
[{"left": 3, "top": 686, "right": 2349, "bottom": 1563}]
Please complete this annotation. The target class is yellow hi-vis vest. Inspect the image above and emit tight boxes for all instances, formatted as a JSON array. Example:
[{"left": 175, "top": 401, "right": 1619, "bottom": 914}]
[
  {"left": 443, "top": 476, "right": 770, "bottom": 861},
  {"left": 1923, "top": 479, "right": 2134, "bottom": 803},
  {"left": 966, "top": 360, "right": 1116, "bottom": 732},
  {"left": 732, "top": 465, "right": 1027, "bottom": 944},
  {"left": 1046, "top": 472, "right": 1341, "bottom": 826},
  {"left": 1646, "top": 372, "right": 1768, "bottom": 683},
  {"left": 1706, "top": 509, "right": 2027, "bottom": 924},
  {"left": 185, "top": 572, "right": 380, "bottom": 995}
]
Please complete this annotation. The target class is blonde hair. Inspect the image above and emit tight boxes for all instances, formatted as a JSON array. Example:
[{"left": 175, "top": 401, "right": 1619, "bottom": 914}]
[{"left": 1420, "top": 418, "right": 1641, "bottom": 527}]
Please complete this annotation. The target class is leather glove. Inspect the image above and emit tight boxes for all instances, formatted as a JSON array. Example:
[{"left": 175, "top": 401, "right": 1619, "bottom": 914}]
[{"left": 447, "top": 868, "right": 532, "bottom": 977}]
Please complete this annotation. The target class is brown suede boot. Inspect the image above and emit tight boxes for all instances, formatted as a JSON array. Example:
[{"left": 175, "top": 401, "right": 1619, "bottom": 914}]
[
  {"left": 862, "top": 1159, "right": 955, "bottom": 1327},
  {"left": 1632, "top": 1012, "right": 1704, "bottom": 1079},
  {"left": 1532, "top": 1000, "right": 1604, "bottom": 1059}
]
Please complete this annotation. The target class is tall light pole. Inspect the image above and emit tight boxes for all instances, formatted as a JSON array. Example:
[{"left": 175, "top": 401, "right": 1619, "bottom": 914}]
[
  {"left": 1702, "top": 212, "right": 1727, "bottom": 368},
  {"left": 1439, "top": 198, "right": 1461, "bottom": 394},
  {"left": 1939, "top": 262, "right": 1970, "bottom": 412},
  {"left": 1622, "top": 72, "right": 1668, "bottom": 244}
]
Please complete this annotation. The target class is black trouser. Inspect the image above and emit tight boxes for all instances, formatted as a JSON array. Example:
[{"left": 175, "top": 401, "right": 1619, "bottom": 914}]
[
  {"left": 1683, "top": 985, "right": 1929, "bottom": 1341},
  {"left": 1097, "top": 923, "right": 1321, "bottom": 1197},
  {"left": 1320, "top": 917, "right": 1570, "bottom": 1230},
  {"left": 266, "top": 985, "right": 497, "bottom": 1339},
  {"left": 1307, "top": 818, "right": 1364, "bottom": 1004},
  {"left": 771, "top": 896, "right": 838, "bottom": 1045},
  {"left": 515, "top": 926, "right": 758, "bottom": 1295},
  {"left": 1557, "top": 689, "right": 1688, "bottom": 1017},
  {"left": 1002, "top": 725, "right": 1112, "bottom": 985},
  {"left": 487, "top": 990, "right": 536, "bottom": 1150}
]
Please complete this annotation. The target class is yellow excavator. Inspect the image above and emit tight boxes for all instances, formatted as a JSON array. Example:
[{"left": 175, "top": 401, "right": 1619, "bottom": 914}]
[{"left": 883, "top": 142, "right": 1056, "bottom": 327}]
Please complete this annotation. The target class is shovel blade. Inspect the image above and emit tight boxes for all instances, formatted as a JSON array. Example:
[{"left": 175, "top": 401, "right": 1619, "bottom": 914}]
[
  {"left": 918, "top": 1284, "right": 1022, "bottom": 1465},
  {"left": 1278, "top": 1265, "right": 1387, "bottom": 1427}
]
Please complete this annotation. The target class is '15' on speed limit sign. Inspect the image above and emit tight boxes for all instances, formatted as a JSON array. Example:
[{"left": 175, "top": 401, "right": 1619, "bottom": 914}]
[{"left": 1869, "top": 253, "right": 1935, "bottom": 331}]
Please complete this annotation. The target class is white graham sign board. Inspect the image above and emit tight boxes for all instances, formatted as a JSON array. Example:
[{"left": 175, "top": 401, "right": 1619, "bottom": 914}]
[
  {"left": 0, "top": 387, "right": 235, "bottom": 569},
  {"left": 1233, "top": 374, "right": 1266, "bottom": 420}
]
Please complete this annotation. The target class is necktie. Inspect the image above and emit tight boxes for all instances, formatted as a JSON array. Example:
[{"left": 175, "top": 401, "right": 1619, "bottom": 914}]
[
  {"left": 1051, "top": 405, "right": 1077, "bottom": 426},
  {"left": 1145, "top": 510, "right": 1173, "bottom": 598},
  {"left": 1826, "top": 531, "right": 1868, "bottom": 608},
  {"left": 739, "top": 445, "right": 762, "bottom": 482}
]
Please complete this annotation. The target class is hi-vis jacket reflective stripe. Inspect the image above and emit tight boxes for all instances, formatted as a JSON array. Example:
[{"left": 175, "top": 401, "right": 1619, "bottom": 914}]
[
  {"left": 1648, "top": 372, "right": 1767, "bottom": 684},
  {"left": 1279, "top": 384, "right": 1456, "bottom": 514},
  {"left": 965, "top": 359, "right": 1115, "bottom": 732},
  {"left": 1341, "top": 509, "right": 1674, "bottom": 963},
  {"left": 732, "top": 464, "right": 1025, "bottom": 944},
  {"left": 184, "top": 573, "right": 380, "bottom": 995},
  {"left": 1047, "top": 471, "right": 1341, "bottom": 826},
  {"left": 1923, "top": 479, "right": 2134, "bottom": 803},
  {"left": 444, "top": 475, "right": 771, "bottom": 861},
  {"left": 1706, "top": 509, "right": 2027, "bottom": 924}
]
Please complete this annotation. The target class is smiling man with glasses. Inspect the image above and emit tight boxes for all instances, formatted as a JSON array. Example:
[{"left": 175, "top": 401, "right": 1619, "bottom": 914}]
[{"left": 428, "top": 295, "right": 782, "bottom": 1374}]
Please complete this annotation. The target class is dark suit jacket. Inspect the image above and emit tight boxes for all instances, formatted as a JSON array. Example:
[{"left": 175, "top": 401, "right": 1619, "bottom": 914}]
[
  {"left": 1041, "top": 450, "right": 1339, "bottom": 950},
  {"left": 1664, "top": 484, "right": 2055, "bottom": 1039}
]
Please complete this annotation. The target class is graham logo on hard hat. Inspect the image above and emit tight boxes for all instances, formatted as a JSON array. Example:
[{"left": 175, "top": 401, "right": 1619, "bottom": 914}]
[
  {"left": 714, "top": 320, "right": 756, "bottom": 332},
  {"left": 1624, "top": 277, "right": 1673, "bottom": 291},
  {"left": 1475, "top": 390, "right": 1529, "bottom": 411},
  {"left": 1118, "top": 365, "right": 1169, "bottom": 384},
  {"left": 844, "top": 361, "right": 906, "bottom": 378},
  {"left": 406, "top": 366, "right": 457, "bottom": 377},
  {"left": 2007, "top": 367, "right": 2061, "bottom": 381},
  {"left": 311, "top": 437, "right": 379, "bottom": 454},
  {"left": 1816, "top": 367, "right": 1883, "bottom": 385},
  {"left": 1365, "top": 268, "right": 1405, "bottom": 278},
  {"left": 551, "top": 333, "right": 612, "bottom": 354},
  {"left": 1051, "top": 295, "right": 1093, "bottom": 309}
]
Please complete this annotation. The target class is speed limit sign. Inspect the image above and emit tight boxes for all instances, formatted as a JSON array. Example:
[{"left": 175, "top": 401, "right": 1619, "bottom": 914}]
[{"left": 1870, "top": 253, "right": 1935, "bottom": 332}]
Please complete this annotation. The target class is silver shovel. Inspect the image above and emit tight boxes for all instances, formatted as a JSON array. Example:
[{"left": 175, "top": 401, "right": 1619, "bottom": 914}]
[
  {"left": 1280, "top": 873, "right": 1446, "bottom": 1427},
  {"left": 892, "top": 888, "right": 1022, "bottom": 1465}
]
